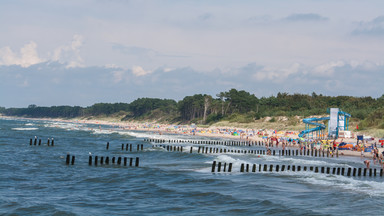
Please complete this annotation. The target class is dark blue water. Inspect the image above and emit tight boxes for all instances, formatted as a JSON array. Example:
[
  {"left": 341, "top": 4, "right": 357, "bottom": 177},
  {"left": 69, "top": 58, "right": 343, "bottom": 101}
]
[{"left": 0, "top": 118, "right": 383, "bottom": 215}]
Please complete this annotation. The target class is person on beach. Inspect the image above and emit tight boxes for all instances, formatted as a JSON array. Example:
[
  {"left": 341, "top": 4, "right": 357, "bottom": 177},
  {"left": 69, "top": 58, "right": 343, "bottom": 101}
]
[
  {"left": 373, "top": 151, "right": 377, "bottom": 164},
  {"left": 333, "top": 140, "right": 337, "bottom": 151},
  {"left": 374, "top": 147, "right": 379, "bottom": 164},
  {"left": 361, "top": 149, "right": 364, "bottom": 158},
  {"left": 364, "top": 160, "right": 370, "bottom": 169},
  {"left": 379, "top": 154, "right": 384, "bottom": 169}
]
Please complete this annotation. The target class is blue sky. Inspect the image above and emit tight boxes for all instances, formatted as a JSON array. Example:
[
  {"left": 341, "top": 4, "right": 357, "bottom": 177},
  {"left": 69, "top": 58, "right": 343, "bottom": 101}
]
[{"left": 1, "top": 0, "right": 383, "bottom": 107}]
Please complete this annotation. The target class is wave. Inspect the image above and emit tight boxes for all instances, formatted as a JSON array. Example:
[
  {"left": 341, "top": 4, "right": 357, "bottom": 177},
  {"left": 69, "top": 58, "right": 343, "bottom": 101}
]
[
  {"left": 92, "top": 129, "right": 119, "bottom": 135},
  {"left": 12, "top": 127, "right": 39, "bottom": 131},
  {"left": 43, "top": 122, "right": 96, "bottom": 133},
  {"left": 195, "top": 154, "right": 250, "bottom": 173},
  {"left": 264, "top": 156, "right": 353, "bottom": 167},
  {"left": 280, "top": 171, "right": 384, "bottom": 197},
  {"left": 214, "top": 154, "right": 248, "bottom": 165},
  {"left": 198, "top": 152, "right": 384, "bottom": 197},
  {"left": 215, "top": 162, "right": 384, "bottom": 197},
  {"left": 116, "top": 131, "right": 192, "bottom": 140}
]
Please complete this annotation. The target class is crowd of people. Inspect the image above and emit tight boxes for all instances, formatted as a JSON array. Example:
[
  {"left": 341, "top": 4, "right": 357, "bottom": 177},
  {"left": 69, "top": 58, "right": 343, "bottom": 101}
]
[
  {"left": 264, "top": 137, "right": 338, "bottom": 151},
  {"left": 262, "top": 136, "right": 384, "bottom": 169},
  {"left": 82, "top": 120, "right": 384, "bottom": 170}
]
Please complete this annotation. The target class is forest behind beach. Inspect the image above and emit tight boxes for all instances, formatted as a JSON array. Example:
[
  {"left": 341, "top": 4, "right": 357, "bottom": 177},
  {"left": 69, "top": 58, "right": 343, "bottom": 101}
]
[{"left": 1, "top": 89, "right": 384, "bottom": 136}]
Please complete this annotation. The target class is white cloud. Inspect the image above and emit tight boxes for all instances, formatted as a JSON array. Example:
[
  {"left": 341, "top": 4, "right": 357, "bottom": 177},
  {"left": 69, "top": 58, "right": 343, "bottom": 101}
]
[
  {"left": 53, "top": 34, "right": 84, "bottom": 68},
  {"left": 112, "top": 70, "right": 126, "bottom": 83},
  {"left": 281, "top": 63, "right": 301, "bottom": 76},
  {"left": 1, "top": 60, "right": 384, "bottom": 107},
  {"left": 105, "top": 64, "right": 120, "bottom": 69},
  {"left": 0, "top": 35, "right": 85, "bottom": 68},
  {"left": 0, "top": 41, "right": 43, "bottom": 67},
  {"left": 132, "top": 66, "right": 152, "bottom": 76},
  {"left": 353, "top": 16, "right": 384, "bottom": 36},
  {"left": 163, "top": 67, "right": 174, "bottom": 72},
  {"left": 253, "top": 63, "right": 301, "bottom": 82},
  {"left": 20, "top": 42, "right": 43, "bottom": 67},
  {"left": 0, "top": 47, "right": 16, "bottom": 65},
  {"left": 313, "top": 61, "right": 345, "bottom": 76}
]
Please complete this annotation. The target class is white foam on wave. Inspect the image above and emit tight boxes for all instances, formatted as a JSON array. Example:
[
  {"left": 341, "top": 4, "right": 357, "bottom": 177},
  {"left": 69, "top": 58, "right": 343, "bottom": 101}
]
[
  {"left": 86, "top": 130, "right": 156, "bottom": 138},
  {"left": 192, "top": 154, "right": 242, "bottom": 173},
  {"left": 278, "top": 171, "right": 384, "bottom": 197},
  {"left": 214, "top": 154, "right": 245, "bottom": 164},
  {"left": 92, "top": 129, "right": 118, "bottom": 135},
  {"left": 12, "top": 127, "right": 39, "bottom": 131},
  {"left": 44, "top": 122, "right": 83, "bottom": 130},
  {"left": 264, "top": 156, "right": 352, "bottom": 168},
  {"left": 91, "top": 130, "right": 153, "bottom": 137},
  {"left": 25, "top": 123, "right": 35, "bottom": 126},
  {"left": 206, "top": 154, "right": 249, "bottom": 171},
  {"left": 146, "top": 146, "right": 166, "bottom": 152},
  {"left": 124, "top": 131, "right": 192, "bottom": 141},
  {"left": 121, "top": 131, "right": 152, "bottom": 138},
  {"left": 115, "top": 131, "right": 139, "bottom": 136}
]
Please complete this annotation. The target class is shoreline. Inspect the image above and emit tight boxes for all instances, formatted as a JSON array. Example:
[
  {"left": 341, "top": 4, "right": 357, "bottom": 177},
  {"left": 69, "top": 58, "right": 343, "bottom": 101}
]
[{"left": 1, "top": 115, "right": 382, "bottom": 160}]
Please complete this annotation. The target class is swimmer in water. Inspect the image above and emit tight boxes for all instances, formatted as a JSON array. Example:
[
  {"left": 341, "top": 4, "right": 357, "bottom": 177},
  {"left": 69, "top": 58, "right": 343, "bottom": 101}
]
[{"left": 364, "top": 160, "right": 370, "bottom": 169}]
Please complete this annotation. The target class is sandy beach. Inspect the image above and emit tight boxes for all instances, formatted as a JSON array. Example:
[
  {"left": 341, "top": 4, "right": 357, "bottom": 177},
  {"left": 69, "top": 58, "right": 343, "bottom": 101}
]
[{"left": 3, "top": 115, "right": 383, "bottom": 160}]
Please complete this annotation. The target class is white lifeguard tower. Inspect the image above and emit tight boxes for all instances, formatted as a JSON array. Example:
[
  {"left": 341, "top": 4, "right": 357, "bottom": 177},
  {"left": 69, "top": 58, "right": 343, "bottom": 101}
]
[{"left": 328, "top": 108, "right": 351, "bottom": 139}]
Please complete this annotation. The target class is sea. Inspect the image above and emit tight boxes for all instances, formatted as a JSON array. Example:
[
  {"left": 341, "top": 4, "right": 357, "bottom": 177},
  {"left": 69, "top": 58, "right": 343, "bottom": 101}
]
[{"left": 0, "top": 117, "right": 383, "bottom": 216}]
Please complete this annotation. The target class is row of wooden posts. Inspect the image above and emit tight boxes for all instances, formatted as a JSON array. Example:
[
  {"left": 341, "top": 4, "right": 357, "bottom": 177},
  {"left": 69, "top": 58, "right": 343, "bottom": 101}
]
[
  {"left": 66, "top": 154, "right": 75, "bottom": 165},
  {"left": 66, "top": 154, "right": 139, "bottom": 167},
  {"left": 104, "top": 142, "right": 145, "bottom": 152},
  {"left": 154, "top": 144, "right": 264, "bottom": 154},
  {"left": 154, "top": 145, "right": 184, "bottom": 152},
  {"left": 29, "top": 137, "right": 54, "bottom": 146},
  {"left": 120, "top": 143, "right": 144, "bottom": 151},
  {"left": 145, "top": 138, "right": 269, "bottom": 147},
  {"left": 88, "top": 155, "right": 139, "bottom": 167},
  {"left": 146, "top": 139, "right": 339, "bottom": 158},
  {"left": 211, "top": 161, "right": 384, "bottom": 177},
  {"left": 196, "top": 146, "right": 265, "bottom": 155},
  {"left": 278, "top": 148, "right": 338, "bottom": 158},
  {"left": 153, "top": 144, "right": 338, "bottom": 158},
  {"left": 211, "top": 161, "right": 233, "bottom": 172}
]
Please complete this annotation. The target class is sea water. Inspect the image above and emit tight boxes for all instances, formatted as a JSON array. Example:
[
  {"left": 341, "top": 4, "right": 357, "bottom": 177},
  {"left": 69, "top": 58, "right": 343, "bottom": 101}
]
[{"left": 0, "top": 118, "right": 383, "bottom": 216}]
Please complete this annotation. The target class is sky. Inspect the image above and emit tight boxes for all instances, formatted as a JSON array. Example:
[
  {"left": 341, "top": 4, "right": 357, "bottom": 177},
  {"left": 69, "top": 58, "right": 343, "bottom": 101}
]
[{"left": 0, "top": 0, "right": 384, "bottom": 108}]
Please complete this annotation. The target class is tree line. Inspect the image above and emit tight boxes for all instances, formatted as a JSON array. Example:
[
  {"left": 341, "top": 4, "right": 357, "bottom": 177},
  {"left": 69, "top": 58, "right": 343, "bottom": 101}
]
[{"left": 1, "top": 89, "right": 384, "bottom": 129}]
